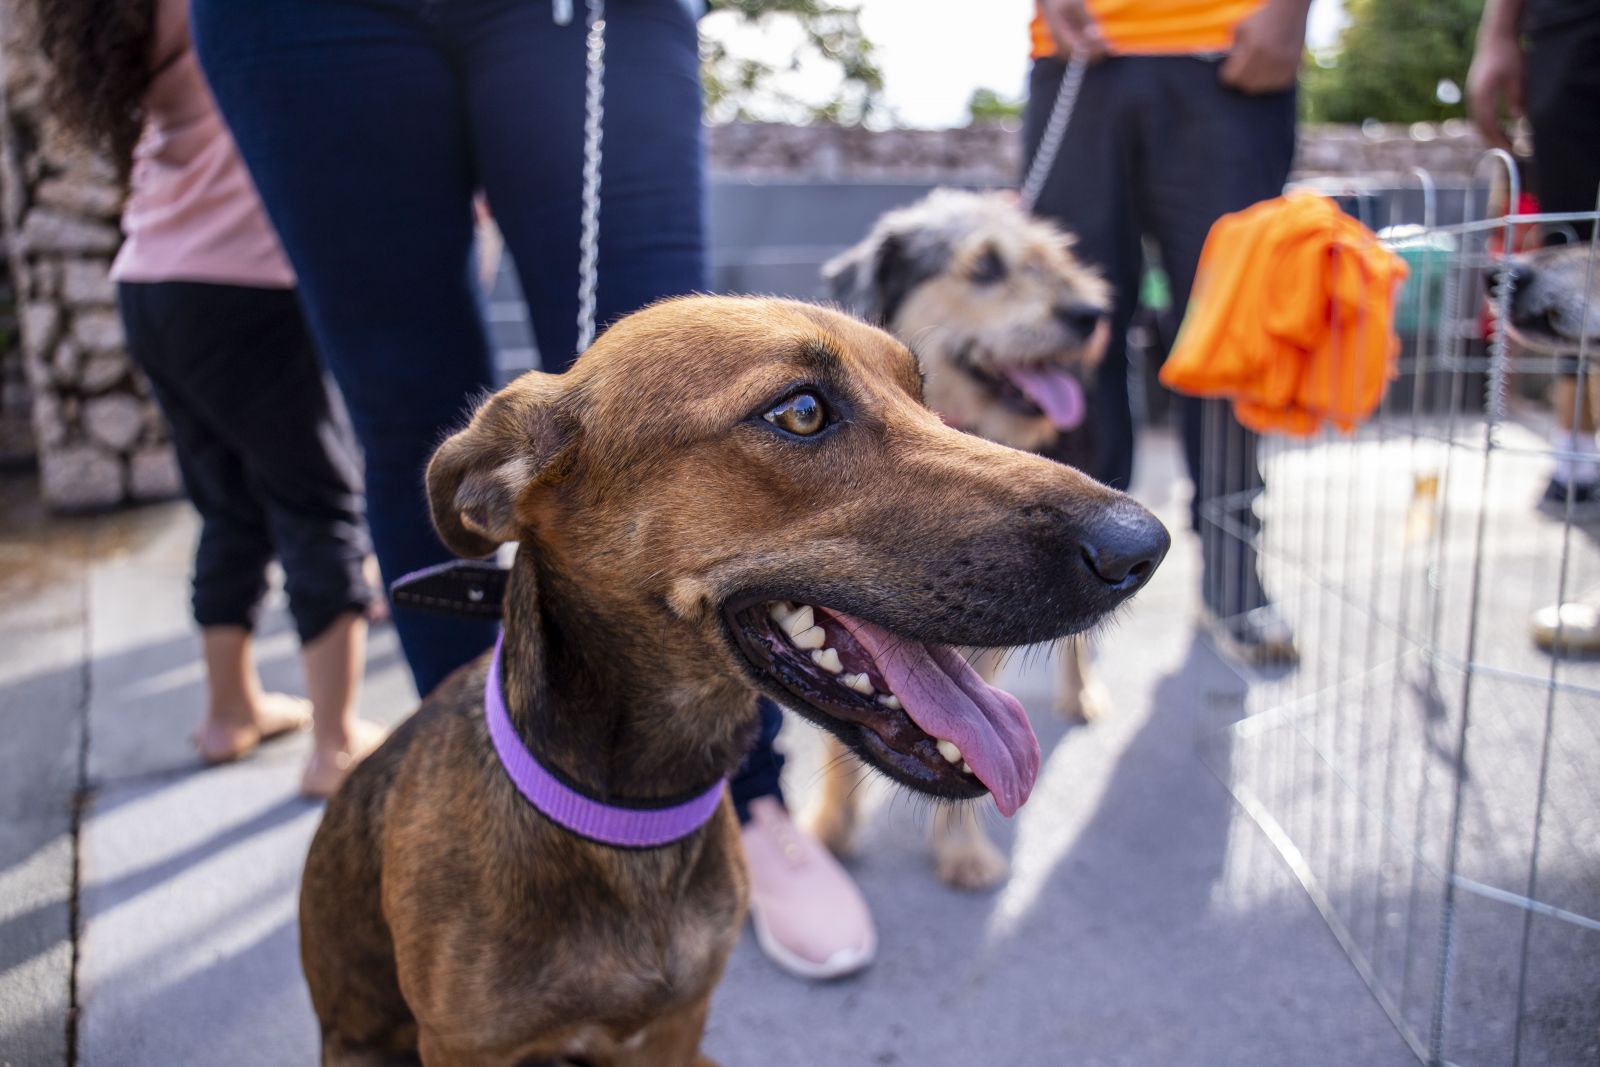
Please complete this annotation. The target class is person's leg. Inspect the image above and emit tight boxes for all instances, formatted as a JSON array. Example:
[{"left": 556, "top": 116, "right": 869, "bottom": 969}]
[
  {"left": 453, "top": 4, "right": 870, "bottom": 978},
  {"left": 195, "top": 628, "right": 309, "bottom": 759},
  {"left": 118, "top": 281, "right": 312, "bottom": 760},
  {"left": 1547, "top": 376, "right": 1600, "bottom": 503},
  {"left": 299, "top": 613, "right": 388, "bottom": 797},
  {"left": 161, "top": 281, "right": 386, "bottom": 793},
  {"left": 1025, "top": 56, "right": 1144, "bottom": 489},
  {"left": 1527, "top": 20, "right": 1600, "bottom": 502},
  {"left": 1525, "top": 20, "right": 1600, "bottom": 238},
  {"left": 464, "top": 1, "right": 796, "bottom": 830},
  {"left": 192, "top": 0, "right": 498, "bottom": 697},
  {"left": 464, "top": 0, "right": 798, "bottom": 819},
  {"left": 729, "top": 698, "right": 786, "bottom": 821},
  {"left": 461, "top": 0, "right": 797, "bottom": 815},
  {"left": 460, "top": 0, "right": 707, "bottom": 372},
  {"left": 1137, "top": 58, "right": 1296, "bottom": 642}
]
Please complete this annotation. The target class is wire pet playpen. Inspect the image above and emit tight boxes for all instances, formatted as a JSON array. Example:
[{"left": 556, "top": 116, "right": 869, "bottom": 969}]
[{"left": 1197, "top": 153, "right": 1600, "bottom": 1066}]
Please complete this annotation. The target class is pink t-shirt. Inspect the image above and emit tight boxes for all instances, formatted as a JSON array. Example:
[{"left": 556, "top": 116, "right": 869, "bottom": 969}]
[{"left": 110, "top": 0, "right": 294, "bottom": 287}]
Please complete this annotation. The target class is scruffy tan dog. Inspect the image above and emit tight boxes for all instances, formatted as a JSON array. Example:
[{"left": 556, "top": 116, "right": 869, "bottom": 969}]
[{"left": 816, "top": 188, "right": 1114, "bottom": 890}]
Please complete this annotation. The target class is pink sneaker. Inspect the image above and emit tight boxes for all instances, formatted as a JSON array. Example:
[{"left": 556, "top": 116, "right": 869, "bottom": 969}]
[{"left": 741, "top": 796, "right": 876, "bottom": 979}]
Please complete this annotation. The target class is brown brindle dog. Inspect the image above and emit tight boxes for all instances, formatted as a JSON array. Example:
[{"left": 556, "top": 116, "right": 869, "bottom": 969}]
[{"left": 300, "top": 296, "right": 1168, "bottom": 1066}]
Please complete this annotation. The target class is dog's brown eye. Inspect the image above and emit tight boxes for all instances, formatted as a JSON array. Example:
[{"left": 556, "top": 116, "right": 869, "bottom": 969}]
[{"left": 764, "top": 392, "right": 828, "bottom": 436}]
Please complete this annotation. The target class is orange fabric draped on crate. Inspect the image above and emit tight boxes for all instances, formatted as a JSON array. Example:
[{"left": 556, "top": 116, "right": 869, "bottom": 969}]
[{"left": 1159, "top": 192, "right": 1409, "bottom": 437}]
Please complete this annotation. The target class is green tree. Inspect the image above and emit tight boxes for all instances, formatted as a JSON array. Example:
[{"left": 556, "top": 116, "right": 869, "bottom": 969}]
[
  {"left": 967, "top": 87, "right": 1024, "bottom": 124},
  {"left": 701, "top": 0, "right": 883, "bottom": 125},
  {"left": 1302, "top": 0, "right": 1481, "bottom": 123}
]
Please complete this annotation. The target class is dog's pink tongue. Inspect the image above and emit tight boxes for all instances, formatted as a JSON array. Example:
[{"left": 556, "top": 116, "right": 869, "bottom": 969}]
[
  {"left": 831, "top": 613, "right": 1041, "bottom": 817},
  {"left": 1004, "top": 367, "right": 1086, "bottom": 431}
]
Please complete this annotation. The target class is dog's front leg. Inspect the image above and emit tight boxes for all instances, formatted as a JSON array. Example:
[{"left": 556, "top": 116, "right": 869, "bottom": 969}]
[
  {"left": 802, "top": 733, "right": 866, "bottom": 857},
  {"left": 931, "top": 802, "right": 1009, "bottom": 892},
  {"left": 1054, "top": 638, "right": 1107, "bottom": 723}
]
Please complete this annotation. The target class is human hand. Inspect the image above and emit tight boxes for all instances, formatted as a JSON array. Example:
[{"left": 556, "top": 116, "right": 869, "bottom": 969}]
[
  {"left": 1219, "top": 0, "right": 1309, "bottom": 94},
  {"left": 1039, "top": 0, "right": 1109, "bottom": 60},
  {"left": 1466, "top": 29, "right": 1524, "bottom": 152}
]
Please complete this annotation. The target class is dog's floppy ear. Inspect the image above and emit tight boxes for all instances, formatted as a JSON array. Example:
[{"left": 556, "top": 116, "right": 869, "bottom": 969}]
[
  {"left": 426, "top": 372, "right": 579, "bottom": 559},
  {"left": 823, "top": 228, "right": 932, "bottom": 329}
]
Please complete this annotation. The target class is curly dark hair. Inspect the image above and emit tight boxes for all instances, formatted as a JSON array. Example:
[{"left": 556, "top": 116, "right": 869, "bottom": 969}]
[{"left": 27, "top": 0, "right": 156, "bottom": 172}]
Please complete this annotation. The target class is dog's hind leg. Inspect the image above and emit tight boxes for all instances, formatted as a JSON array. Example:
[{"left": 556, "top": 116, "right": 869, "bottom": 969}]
[
  {"left": 1054, "top": 638, "right": 1107, "bottom": 723},
  {"left": 931, "top": 802, "right": 1008, "bottom": 891},
  {"left": 801, "top": 733, "right": 866, "bottom": 858}
]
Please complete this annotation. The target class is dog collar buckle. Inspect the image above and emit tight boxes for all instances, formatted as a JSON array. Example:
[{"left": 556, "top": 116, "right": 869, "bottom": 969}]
[
  {"left": 389, "top": 560, "right": 509, "bottom": 618},
  {"left": 484, "top": 635, "right": 727, "bottom": 848}
]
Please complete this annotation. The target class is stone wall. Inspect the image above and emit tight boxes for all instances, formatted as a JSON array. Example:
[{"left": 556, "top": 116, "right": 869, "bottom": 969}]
[
  {"left": 0, "top": 5, "right": 177, "bottom": 509},
  {"left": 0, "top": 252, "right": 26, "bottom": 464},
  {"left": 706, "top": 119, "right": 1489, "bottom": 185}
]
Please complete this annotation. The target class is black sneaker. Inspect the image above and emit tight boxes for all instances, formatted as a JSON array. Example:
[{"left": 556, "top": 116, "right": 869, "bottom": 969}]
[
  {"left": 1540, "top": 477, "right": 1599, "bottom": 515},
  {"left": 1201, "top": 602, "right": 1299, "bottom": 667}
]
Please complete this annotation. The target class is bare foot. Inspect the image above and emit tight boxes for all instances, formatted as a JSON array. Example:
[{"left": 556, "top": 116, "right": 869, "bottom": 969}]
[
  {"left": 193, "top": 693, "right": 312, "bottom": 765},
  {"left": 300, "top": 719, "right": 389, "bottom": 799}
]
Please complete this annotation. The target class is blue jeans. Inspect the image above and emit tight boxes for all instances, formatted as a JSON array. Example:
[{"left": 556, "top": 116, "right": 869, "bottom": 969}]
[{"left": 192, "top": 0, "right": 783, "bottom": 812}]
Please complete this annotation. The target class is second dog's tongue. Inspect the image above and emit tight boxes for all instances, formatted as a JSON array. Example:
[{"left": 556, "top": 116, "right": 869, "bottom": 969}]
[
  {"left": 832, "top": 613, "right": 1041, "bottom": 816},
  {"left": 1005, "top": 367, "right": 1085, "bottom": 431}
]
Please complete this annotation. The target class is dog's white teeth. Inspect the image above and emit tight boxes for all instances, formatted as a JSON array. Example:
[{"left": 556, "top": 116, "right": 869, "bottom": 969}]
[
  {"left": 961, "top": 761, "right": 974, "bottom": 775},
  {"left": 768, "top": 602, "right": 796, "bottom": 625},
  {"left": 779, "top": 605, "right": 815, "bottom": 638},
  {"left": 791, "top": 625, "right": 826, "bottom": 651},
  {"left": 878, "top": 694, "right": 903, "bottom": 710},
  {"left": 936, "top": 739, "right": 963, "bottom": 765},
  {"left": 811, "top": 648, "right": 843, "bottom": 674},
  {"left": 842, "top": 672, "right": 874, "bottom": 695}
]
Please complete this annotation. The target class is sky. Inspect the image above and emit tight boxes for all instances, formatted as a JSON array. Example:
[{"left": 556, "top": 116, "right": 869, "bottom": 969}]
[{"left": 702, "top": 0, "right": 1350, "bottom": 130}]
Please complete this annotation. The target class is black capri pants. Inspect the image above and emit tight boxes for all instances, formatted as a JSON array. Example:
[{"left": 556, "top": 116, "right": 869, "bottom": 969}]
[{"left": 118, "top": 281, "right": 372, "bottom": 643}]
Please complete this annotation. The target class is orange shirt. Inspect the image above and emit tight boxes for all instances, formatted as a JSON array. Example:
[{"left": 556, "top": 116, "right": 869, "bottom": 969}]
[
  {"left": 1158, "top": 194, "right": 1408, "bottom": 438},
  {"left": 1031, "top": 0, "right": 1268, "bottom": 58}
]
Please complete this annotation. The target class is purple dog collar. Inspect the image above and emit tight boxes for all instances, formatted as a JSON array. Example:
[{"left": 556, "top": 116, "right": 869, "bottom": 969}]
[{"left": 484, "top": 635, "right": 727, "bottom": 848}]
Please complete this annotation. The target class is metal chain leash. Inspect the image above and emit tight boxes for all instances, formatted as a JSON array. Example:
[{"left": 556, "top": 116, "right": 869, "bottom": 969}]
[
  {"left": 574, "top": 0, "right": 606, "bottom": 353},
  {"left": 1019, "top": 51, "right": 1088, "bottom": 213}
]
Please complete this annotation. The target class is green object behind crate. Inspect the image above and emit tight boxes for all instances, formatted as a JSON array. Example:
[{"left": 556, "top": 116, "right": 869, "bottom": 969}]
[{"left": 1382, "top": 227, "right": 1454, "bottom": 335}]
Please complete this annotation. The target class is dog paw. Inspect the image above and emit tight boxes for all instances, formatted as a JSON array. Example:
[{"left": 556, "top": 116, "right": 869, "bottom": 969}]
[
  {"left": 800, "top": 801, "right": 857, "bottom": 859},
  {"left": 934, "top": 837, "right": 1009, "bottom": 892},
  {"left": 1057, "top": 679, "right": 1110, "bottom": 723}
]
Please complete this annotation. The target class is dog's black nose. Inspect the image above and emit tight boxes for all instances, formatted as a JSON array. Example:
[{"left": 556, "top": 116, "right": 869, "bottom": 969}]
[
  {"left": 1485, "top": 261, "right": 1532, "bottom": 299},
  {"left": 1080, "top": 500, "right": 1170, "bottom": 592},
  {"left": 1055, "top": 303, "right": 1106, "bottom": 343}
]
